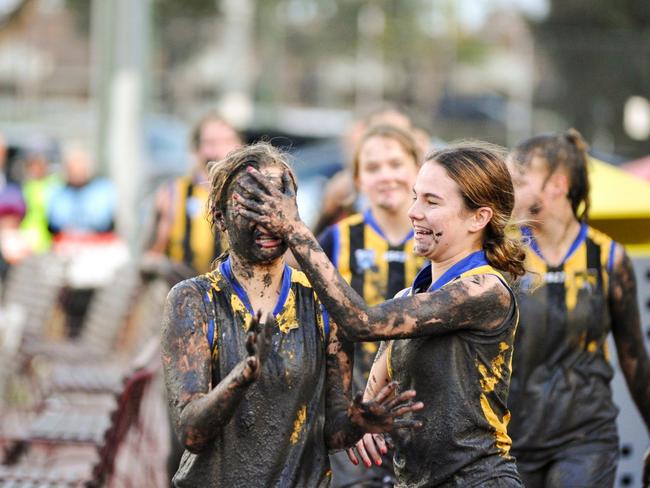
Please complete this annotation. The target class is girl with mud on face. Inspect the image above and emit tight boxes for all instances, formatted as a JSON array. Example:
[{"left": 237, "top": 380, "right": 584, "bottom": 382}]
[
  {"left": 160, "top": 142, "right": 423, "bottom": 488},
  {"left": 233, "top": 142, "right": 528, "bottom": 487},
  {"left": 506, "top": 129, "right": 650, "bottom": 488}
]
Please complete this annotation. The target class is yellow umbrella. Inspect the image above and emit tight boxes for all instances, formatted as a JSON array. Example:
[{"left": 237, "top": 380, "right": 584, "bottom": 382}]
[{"left": 589, "top": 157, "right": 650, "bottom": 256}]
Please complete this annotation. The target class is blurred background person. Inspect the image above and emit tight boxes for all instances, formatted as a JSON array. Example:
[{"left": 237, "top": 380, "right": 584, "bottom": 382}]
[
  {"left": 507, "top": 129, "right": 650, "bottom": 487},
  {"left": 47, "top": 144, "right": 116, "bottom": 338},
  {"left": 47, "top": 145, "right": 115, "bottom": 237},
  {"left": 143, "top": 112, "right": 242, "bottom": 284},
  {"left": 313, "top": 107, "right": 431, "bottom": 236},
  {"left": 318, "top": 123, "right": 426, "bottom": 487},
  {"left": 0, "top": 179, "right": 27, "bottom": 282},
  {"left": 19, "top": 150, "right": 61, "bottom": 254}
]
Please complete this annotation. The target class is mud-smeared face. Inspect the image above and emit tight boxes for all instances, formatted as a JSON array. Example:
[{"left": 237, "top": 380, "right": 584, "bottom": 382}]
[
  {"left": 506, "top": 155, "right": 550, "bottom": 223},
  {"left": 407, "top": 161, "right": 479, "bottom": 262},
  {"left": 225, "top": 165, "right": 289, "bottom": 264}
]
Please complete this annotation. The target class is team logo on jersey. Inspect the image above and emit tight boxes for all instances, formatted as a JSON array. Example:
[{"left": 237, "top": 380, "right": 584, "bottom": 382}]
[
  {"left": 355, "top": 249, "right": 376, "bottom": 271},
  {"left": 542, "top": 269, "right": 599, "bottom": 290},
  {"left": 384, "top": 250, "right": 407, "bottom": 263}
]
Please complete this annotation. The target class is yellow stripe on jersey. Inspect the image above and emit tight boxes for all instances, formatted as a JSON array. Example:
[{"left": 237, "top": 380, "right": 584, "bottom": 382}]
[
  {"left": 363, "top": 223, "right": 389, "bottom": 306},
  {"left": 562, "top": 243, "right": 588, "bottom": 312}
]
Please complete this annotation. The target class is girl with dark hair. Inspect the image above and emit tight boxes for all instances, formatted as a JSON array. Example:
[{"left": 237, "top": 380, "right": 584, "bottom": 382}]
[
  {"left": 234, "top": 141, "right": 526, "bottom": 487},
  {"left": 160, "top": 142, "right": 422, "bottom": 487},
  {"left": 507, "top": 129, "right": 650, "bottom": 487}
]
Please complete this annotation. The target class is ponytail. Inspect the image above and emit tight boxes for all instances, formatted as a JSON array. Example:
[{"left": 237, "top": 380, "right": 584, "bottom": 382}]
[
  {"left": 484, "top": 223, "right": 527, "bottom": 279},
  {"left": 563, "top": 128, "right": 591, "bottom": 221}
]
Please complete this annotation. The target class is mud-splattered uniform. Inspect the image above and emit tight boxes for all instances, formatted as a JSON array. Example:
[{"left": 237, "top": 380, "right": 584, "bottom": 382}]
[
  {"left": 508, "top": 224, "right": 620, "bottom": 486},
  {"left": 319, "top": 209, "right": 426, "bottom": 386},
  {"left": 172, "top": 257, "right": 332, "bottom": 487},
  {"left": 387, "top": 251, "right": 522, "bottom": 487}
]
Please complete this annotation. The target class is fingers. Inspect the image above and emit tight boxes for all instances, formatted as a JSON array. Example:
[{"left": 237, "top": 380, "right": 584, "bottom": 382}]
[
  {"left": 373, "top": 433, "right": 388, "bottom": 456},
  {"left": 235, "top": 178, "right": 265, "bottom": 203},
  {"left": 385, "top": 389, "right": 417, "bottom": 410},
  {"left": 244, "top": 167, "right": 277, "bottom": 196},
  {"left": 235, "top": 206, "right": 266, "bottom": 224},
  {"left": 282, "top": 170, "right": 296, "bottom": 198},
  {"left": 355, "top": 435, "right": 373, "bottom": 468},
  {"left": 392, "top": 418, "right": 424, "bottom": 430},
  {"left": 391, "top": 401, "right": 424, "bottom": 417},
  {"left": 242, "top": 356, "right": 259, "bottom": 383},
  {"left": 245, "top": 329, "right": 257, "bottom": 357},
  {"left": 232, "top": 191, "right": 266, "bottom": 215},
  {"left": 362, "top": 433, "right": 383, "bottom": 466},
  {"left": 346, "top": 447, "right": 359, "bottom": 466},
  {"left": 373, "top": 380, "right": 399, "bottom": 405}
]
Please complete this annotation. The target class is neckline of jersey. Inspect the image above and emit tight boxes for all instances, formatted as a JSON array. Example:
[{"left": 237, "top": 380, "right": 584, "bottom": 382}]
[
  {"left": 363, "top": 208, "right": 415, "bottom": 246},
  {"left": 220, "top": 257, "right": 292, "bottom": 317},
  {"left": 521, "top": 222, "right": 588, "bottom": 266},
  {"left": 411, "top": 249, "right": 489, "bottom": 293}
]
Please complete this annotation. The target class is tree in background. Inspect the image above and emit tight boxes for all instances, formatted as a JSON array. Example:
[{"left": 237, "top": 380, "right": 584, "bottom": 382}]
[{"left": 530, "top": 0, "right": 650, "bottom": 158}]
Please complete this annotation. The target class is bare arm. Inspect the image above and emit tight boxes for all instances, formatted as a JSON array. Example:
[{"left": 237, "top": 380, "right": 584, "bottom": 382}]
[
  {"left": 233, "top": 169, "right": 510, "bottom": 341},
  {"left": 609, "top": 246, "right": 650, "bottom": 432},
  {"left": 324, "top": 320, "right": 423, "bottom": 450},
  {"left": 161, "top": 282, "right": 271, "bottom": 453}
]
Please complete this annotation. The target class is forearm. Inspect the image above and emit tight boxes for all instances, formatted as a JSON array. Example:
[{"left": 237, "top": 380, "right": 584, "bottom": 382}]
[
  {"left": 286, "top": 223, "right": 377, "bottom": 341},
  {"left": 177, "top": 361, "right": 251, "bottom": 452},
  {"left": 324, "top": 333, "right": 362, "bottom": 449}
]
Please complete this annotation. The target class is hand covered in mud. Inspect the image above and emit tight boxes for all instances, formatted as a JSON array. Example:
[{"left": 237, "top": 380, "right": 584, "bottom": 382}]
[
  {"left": 239, "top": 311, "right": 276, "bottom": 385},
  {"left": 348, "top": 381, "right": 423, "bottom": 435},
  {"left": 233, "top": 167, "right": 301, "bottom": 237}
]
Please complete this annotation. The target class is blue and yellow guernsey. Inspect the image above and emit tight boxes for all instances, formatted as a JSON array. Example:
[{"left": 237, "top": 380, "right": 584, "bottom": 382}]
[
  {"left": 165, "top": 175, "right": 225, "bottom": 274},
  {"left": 386, "top": 251, "right": 521, "bottom": 487},
  {"left": 319, "top": 209, "right": 426, "bottom": 388},
  {"left": 172, "top": 257, "right": 332, "bottom": 488},
  {"left": 507, "top": 224, "right": 619, "bottom": 468}
]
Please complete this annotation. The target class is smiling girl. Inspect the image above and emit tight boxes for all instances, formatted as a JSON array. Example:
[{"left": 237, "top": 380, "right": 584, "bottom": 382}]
[{"left": 234, "top": 142, "right": 527, "bottom": 487}]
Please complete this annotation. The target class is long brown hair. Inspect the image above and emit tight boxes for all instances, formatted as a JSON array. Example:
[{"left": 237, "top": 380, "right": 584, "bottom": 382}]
[
  {"left": 510, "top": 128, "right": 590, "bottom": 221},
  {"left": 427, "top": 141, "right": 526, "bottom": 278}
]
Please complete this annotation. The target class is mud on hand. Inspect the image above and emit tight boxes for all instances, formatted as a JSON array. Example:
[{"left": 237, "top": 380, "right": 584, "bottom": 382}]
[
  {"left": 233, "top": 167, "right": 300, "bottom": 237},
  {"left": 241, "top": 311, "right": 276, "bottom": 384},
  {"left": 348, "top": 381, "right": 424, "bottom": 434}
]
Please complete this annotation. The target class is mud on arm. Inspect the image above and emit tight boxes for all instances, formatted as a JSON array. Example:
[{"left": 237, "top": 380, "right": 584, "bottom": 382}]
[
  {"left": 234, "top": 169, "right": 512, "bottom": 341},
  {"left": 609, "top": 247, "right": 650, "bottom": 431},
  {"left": 161, "top": 282, "right": 269, "bottom": 453}
]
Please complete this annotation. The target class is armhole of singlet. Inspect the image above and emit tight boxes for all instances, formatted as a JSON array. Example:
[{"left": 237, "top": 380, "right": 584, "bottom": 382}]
[{"left": 202, "top": 288, "right": 217, "bottom": 353}]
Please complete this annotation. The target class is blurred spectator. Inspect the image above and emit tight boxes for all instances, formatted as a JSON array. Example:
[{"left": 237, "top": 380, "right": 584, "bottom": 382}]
[
  {"left": 47, "top": 146, "right": 115, "bottom": 235},
  {"left": 143, "top": 112, "right": 242, "bottom": 283},
  {"left": 0, "top": 182, "right": 27, "bottom": 281},
  {"left": 19, "top": 151, "right": 62, "bottom": 253},
  {"left": 47, "top": 145, "right": 116, "bottom": 339},
  {"left": 313, "top": 107, "right": 430, "bottom": 235}
]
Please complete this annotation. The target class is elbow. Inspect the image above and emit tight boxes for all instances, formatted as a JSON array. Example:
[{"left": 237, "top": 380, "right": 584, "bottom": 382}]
[
  {"left": 178, "top": 424, "right": 209, "bottom": 454},
  {"left": 177, "top": 414, "right": 212, "bottom": 453}
]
